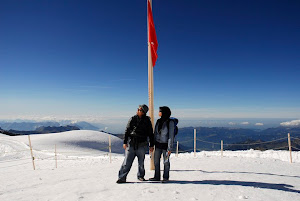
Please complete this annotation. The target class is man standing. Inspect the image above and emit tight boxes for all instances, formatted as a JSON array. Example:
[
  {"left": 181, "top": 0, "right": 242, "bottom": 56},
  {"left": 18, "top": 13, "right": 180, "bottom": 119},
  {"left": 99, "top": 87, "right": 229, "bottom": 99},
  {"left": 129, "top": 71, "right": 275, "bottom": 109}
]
[{"left": 117, "top": 104, "right": 154, "bottom": 183}]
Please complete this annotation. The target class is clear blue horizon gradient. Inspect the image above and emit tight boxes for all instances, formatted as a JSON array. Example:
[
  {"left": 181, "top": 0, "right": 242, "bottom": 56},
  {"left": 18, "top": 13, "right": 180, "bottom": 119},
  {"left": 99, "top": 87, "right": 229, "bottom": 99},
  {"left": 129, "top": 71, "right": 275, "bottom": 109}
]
[{"left": 1, "top": 0, "right": 300, "bottom": 122}]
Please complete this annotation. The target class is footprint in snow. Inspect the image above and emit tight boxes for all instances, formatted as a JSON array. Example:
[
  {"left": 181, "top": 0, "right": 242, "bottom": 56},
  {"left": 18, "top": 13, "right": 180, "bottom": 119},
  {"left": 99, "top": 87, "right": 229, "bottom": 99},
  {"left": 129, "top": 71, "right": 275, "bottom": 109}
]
[
  {"left": 238, "top": 195, "right": 249, "bottom": 199},
  {"left": 143, "top": 189, "right": 154, "bottom": 194}
]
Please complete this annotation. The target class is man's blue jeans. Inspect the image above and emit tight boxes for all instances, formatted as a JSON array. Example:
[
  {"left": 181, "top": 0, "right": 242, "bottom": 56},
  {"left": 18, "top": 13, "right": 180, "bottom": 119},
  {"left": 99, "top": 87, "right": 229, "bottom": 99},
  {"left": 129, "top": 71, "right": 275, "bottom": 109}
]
[
  {"left": 118, "top": 144, "right": 147, "bottom": 181},
  {"left": 154, "top": 147, "right": 170, "bottom": 180}
]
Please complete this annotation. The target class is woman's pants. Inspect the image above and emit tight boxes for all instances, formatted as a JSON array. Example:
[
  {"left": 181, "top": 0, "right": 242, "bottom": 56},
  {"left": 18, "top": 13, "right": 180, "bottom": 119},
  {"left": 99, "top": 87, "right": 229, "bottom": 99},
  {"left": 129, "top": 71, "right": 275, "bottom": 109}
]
[{"left": 154, "top": 147, "right": 170, "bottom": 179}]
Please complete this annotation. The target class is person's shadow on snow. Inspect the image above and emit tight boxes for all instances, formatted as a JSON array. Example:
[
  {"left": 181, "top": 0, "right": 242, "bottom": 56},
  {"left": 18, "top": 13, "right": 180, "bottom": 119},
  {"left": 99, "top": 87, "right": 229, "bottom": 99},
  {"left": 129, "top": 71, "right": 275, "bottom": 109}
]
[
  {"left": 163, "top": 169, "right": 300, "bottom": 194},
  {"left": 162, "top": 180, "right": 300, "bottom": 194},
  {"left": 171, "top": 169, "right": 300, "bottom": 179}
]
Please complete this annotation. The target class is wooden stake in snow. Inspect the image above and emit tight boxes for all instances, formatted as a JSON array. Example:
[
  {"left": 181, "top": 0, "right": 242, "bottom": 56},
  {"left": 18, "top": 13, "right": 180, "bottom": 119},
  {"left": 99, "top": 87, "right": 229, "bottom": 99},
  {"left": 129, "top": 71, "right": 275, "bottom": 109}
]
[
  {"left": 288, "top": 133, "right": 292, "bottom": 163},
  {"left": 194, "top": 129, "right": 196, "bottom": 157},
  {"left": 221, "top": 140, "right": 223, "bottom": 158},
  {"left": 55, "top": 144, "right": 57, "bottom": 168},
  {"left": 176, "top": 141, "right": 179, "bottom": 157},
  {"left": 28, "top": 135, "right": 35, "bottom": 170},
  {"left": 109, "top": 135, "right": 112, "bottom": 163}
]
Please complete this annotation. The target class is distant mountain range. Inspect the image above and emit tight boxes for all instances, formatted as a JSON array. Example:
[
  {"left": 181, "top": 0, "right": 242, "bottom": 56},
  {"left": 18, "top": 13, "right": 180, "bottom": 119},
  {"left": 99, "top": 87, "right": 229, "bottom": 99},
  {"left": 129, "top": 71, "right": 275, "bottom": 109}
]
[
  {"left": 176, "top": 126, "right": 300, "bottom": 151},
  {"left": 1, "top": 120, "right": 300, "bottom": 151},
  {"left": 0, "top": 121, "right": 60, "bottom": 131},
  {"left": 111, "top": 126, "right": 300, "bottom": 151},
  {"left": 68, "top": 121, "right": 100, "bottom": 131},
  {"left": 0, "top": 125, "right": 80, "bottom": 136},
  {"left": 0, "top": 121, "right": 100, "bottom": 131}
]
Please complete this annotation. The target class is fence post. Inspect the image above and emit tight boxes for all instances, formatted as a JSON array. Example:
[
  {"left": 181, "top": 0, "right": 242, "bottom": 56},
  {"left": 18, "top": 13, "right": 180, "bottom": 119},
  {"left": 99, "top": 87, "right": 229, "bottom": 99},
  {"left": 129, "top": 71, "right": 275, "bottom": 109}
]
[
  {"left": 28, "top": 135, "right": 35, "bottom": 170},
  {"left": 288, "top": 133, "right": 292, "bottom": 163},
  {"left": 221, "top": 140, "right": 223, "bottom": 157},
  {"left": 176, "top": 141, "right": 179, "bottom": 157},
  {"left": 194, "top": 129, "right": 196, "bottom": 157},
  {"left": 109, "top": 135, "right": 112, "bottom": 163},
  {"left": 55, "top": 144, "right": 57, "bottom": 168}
]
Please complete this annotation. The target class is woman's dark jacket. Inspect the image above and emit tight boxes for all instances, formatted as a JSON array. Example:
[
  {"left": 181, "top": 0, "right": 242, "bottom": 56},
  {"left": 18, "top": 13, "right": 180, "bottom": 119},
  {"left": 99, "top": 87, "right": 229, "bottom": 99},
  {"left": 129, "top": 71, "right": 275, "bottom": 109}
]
[{"left": 124, "top": 115, "right": 154, "bottom": 148}]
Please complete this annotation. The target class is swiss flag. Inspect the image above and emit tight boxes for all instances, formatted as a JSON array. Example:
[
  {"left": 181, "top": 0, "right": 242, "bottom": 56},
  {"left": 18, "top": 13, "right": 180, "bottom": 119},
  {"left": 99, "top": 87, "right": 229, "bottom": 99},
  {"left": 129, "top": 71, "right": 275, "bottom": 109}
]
[{"left": 148, "top": 0, "right": 158, "bottom": 67}]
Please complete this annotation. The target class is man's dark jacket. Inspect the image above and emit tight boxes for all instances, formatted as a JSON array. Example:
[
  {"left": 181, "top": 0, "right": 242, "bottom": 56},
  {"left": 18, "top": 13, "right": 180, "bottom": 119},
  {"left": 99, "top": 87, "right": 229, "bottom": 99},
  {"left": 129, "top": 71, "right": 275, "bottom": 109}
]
[{"left": 124, "top": 115, "right": 154, "bottom": 148}]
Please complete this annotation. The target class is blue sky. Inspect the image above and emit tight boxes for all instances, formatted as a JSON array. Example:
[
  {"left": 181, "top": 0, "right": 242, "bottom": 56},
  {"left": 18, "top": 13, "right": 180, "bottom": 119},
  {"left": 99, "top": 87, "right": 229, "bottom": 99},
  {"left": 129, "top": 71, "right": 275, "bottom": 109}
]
[{"left": 1, "top": 0, "right": 300, "bottom": 126}]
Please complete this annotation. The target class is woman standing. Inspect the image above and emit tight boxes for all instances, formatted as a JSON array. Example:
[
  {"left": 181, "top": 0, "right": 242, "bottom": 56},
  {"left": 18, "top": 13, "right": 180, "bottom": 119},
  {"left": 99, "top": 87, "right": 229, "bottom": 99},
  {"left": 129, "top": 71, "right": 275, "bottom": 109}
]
[{"left": 149, "top": 106, "right": 175, "bottom": 182}]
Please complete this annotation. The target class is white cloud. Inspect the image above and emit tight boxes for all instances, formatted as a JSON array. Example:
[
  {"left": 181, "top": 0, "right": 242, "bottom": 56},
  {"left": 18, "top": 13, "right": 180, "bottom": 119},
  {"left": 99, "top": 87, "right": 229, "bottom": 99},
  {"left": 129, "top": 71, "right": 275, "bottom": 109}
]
[
  {"left": 241, "top": 122, "right": 249, "bottom": 125},
  {"left": 280, "top": 119, "right": 300, "bottom": 126},
  {"left": 170, "top": 107, "right": 300, "bottom": 119},
  {"left": 0, "top": 114, "right": 128, "bottom": 124},
  {"left": 255, "top": 123, "right": 264, "bottom": 126},
  {"left": 228, "top": 122, "right": 236, "bottom": 125}
]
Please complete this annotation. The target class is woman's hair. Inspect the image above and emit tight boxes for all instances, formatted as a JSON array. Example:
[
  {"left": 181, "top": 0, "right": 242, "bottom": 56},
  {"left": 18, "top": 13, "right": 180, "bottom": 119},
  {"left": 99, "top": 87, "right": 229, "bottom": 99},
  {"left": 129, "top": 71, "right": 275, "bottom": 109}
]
[{"left": 159, "top": 106, "right": 171, "bottom": 119}]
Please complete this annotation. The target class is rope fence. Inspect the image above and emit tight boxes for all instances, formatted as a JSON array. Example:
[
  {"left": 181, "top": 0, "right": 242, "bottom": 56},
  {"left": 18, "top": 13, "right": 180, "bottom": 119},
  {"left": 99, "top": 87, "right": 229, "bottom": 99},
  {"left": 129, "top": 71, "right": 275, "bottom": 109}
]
[
  {"left": 291, "top": 146, "right": 300, "bottom": 151},
  {"left": 1, "top": 132, "right": 299, "bottom": 170},
  {"left": 0, "top": 135, "right": 114, "bottom": 170},
  {"left": 175, "top": 130, "right": 298, "bottom": 164},
  {"left": 0, "top": 161, "right": 33, "bottom": 169},
  {"left": 0, "top": 157, "right": 32, "bottom": 163},
  {"left": 271, "top": 146, "right": 289, "bottom": 150},
  {"left": 2, "top": 149, "right": 30, "bottom": 154},
  {"left": 193, "top": 137, "right": 288, "bottom": 146}
]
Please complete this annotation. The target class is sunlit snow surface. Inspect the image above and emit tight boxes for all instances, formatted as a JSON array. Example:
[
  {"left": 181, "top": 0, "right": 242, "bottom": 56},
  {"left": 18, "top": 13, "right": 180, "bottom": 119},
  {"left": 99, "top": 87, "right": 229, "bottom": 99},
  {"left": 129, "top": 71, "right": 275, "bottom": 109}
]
[{"left": 1, "top": 131, "right": 299, "bottom": 201}]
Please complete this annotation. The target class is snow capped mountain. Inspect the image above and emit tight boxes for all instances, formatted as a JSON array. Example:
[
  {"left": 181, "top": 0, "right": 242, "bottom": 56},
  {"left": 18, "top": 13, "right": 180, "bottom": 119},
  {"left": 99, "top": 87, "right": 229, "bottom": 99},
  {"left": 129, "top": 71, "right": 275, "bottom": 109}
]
[
  {"left": 68, "top": 121, "right": 101, "bottom": 130},
  {"left": 0, "top": 121, "right": 61, "bottom": 131},
  {"left": 0, "top": 121, "right": 102, "bottom": 132}
]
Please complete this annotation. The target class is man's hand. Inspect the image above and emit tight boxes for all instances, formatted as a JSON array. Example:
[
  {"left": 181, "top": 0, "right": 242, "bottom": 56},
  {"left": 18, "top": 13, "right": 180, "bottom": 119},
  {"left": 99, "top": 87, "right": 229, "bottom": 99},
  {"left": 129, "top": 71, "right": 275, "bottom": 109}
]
[
  {"left": 149, "top": 147, "right": 154, "bottom": 153},
  {"left": 123, "top": 144, "right": 128, "bottom": 150}
]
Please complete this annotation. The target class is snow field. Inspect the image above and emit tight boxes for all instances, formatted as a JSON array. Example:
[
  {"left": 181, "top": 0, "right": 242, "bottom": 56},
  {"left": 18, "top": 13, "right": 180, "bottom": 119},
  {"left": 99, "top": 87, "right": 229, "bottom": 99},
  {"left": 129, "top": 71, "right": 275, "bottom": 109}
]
[{"left": 0, "top": 131, "right": 299, "bottom": 201}]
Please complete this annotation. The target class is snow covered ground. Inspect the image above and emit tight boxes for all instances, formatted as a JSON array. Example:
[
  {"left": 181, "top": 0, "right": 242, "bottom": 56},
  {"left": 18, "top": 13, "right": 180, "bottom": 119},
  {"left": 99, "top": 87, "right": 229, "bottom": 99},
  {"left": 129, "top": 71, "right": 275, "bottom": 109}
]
[{"left": 1, "top": 131, "right": 299, "bottom": 201}]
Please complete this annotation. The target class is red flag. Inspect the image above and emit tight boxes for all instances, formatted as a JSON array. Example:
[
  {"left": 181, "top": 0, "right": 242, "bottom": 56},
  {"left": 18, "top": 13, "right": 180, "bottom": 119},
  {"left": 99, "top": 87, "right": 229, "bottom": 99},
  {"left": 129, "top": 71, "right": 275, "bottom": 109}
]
[{"left": 148, "top": 0, "right": 158, "bottom": 67}]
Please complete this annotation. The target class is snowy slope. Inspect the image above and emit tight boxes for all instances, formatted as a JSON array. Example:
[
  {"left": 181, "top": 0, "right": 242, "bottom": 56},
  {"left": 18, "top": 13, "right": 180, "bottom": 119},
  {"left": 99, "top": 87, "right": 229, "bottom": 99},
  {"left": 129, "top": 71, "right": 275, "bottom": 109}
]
[
  {"left": 0, "top": 132, "right": 300, "bottom": 201},
  {"left": 0, "top": 130, "right": 124, "bottom": 164}
]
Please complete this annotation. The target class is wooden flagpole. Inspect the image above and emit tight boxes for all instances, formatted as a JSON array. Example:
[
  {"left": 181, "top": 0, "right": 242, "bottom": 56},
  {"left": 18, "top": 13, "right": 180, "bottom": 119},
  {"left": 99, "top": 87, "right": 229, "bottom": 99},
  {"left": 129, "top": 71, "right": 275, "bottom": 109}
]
[{"left": 148, "top": 0, "right": 155, "bottom": 170}]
